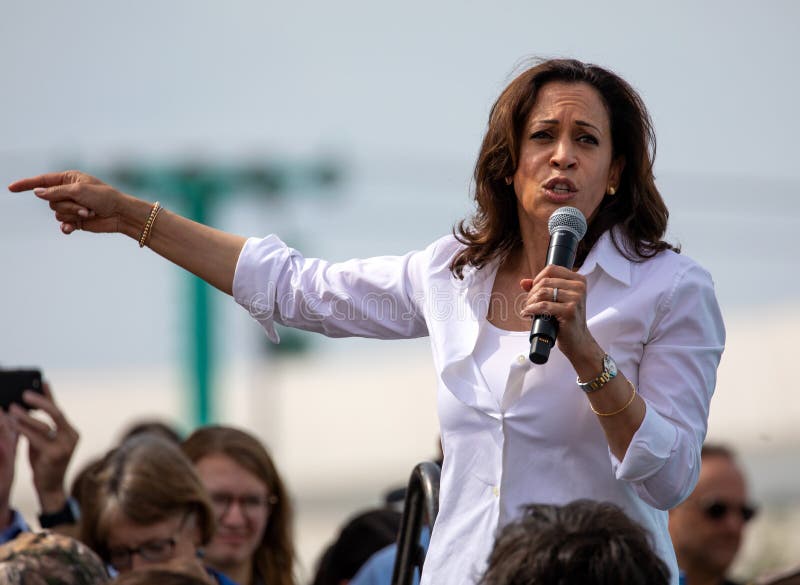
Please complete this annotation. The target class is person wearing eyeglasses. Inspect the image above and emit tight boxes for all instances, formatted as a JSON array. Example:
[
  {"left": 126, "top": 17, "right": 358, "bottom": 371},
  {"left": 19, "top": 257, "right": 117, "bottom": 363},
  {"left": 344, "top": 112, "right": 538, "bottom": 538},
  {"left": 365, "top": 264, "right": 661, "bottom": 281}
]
[
  {"left": 80, "top": 433, "right": 239, "bottom": 585},
  {"left": 182, "top": 426, "right": 296, "bottom": 585},
  {"left": 668, "top": 444, "right": 757, "bottom": 585}
]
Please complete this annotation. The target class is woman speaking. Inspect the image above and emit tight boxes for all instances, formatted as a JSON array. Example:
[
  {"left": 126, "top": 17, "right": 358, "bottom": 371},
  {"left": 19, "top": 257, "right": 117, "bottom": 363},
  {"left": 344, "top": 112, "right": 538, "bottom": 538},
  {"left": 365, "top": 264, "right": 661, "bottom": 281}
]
[{"left": 9, "top": 58, "right": 724, "bottom": 585}]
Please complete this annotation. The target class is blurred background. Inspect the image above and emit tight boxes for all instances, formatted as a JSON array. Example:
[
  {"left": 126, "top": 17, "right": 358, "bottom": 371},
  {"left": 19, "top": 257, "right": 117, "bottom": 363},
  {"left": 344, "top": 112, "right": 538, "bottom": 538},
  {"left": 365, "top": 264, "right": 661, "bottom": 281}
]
[{"left": 1, "top": 0, "right": 799, "bottom": 580}]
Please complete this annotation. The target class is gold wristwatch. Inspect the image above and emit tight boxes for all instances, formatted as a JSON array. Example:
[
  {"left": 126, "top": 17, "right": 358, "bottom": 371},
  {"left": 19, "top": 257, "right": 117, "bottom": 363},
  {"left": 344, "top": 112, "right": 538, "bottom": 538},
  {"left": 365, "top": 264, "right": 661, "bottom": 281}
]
[{"left": 577, "top": 354, "right": 618, "bottom": 393}]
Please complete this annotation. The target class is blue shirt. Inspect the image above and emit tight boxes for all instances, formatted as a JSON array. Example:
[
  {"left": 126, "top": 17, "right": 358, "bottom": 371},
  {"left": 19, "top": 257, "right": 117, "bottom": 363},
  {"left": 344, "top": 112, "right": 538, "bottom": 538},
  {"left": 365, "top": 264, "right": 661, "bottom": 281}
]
[
  {"left": 351, "top": 528, "right": 431, "bottom": 585},
  {"left": 0, "top": 510, "right": 31, "bottom": 545},
  {"left": 208, "top": 567, "right": 241, "bottom": 585}
]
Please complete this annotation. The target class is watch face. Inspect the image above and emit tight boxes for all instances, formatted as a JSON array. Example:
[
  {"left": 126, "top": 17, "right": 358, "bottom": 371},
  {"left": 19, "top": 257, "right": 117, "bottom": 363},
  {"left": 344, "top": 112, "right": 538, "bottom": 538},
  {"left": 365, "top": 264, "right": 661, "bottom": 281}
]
[{"left": 603, "top": 354, "right": 618, "bottom": 377}]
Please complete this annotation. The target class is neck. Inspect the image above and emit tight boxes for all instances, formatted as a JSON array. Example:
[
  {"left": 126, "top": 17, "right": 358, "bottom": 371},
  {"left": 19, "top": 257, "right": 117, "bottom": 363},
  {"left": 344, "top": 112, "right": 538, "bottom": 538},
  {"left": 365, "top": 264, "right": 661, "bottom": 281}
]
[
  {"left": 515, "top": 218, "right": 552, "bottom": 278},
  {"left": 0, "top": 504, "right": 13, "bottom": 532},
  {"left": 682, "top": 566, "right": 727, "bottom": 585},
  {"left": 508, "top": 234, "right": 550, "bottom": 278},
  {"left": 212, "top": 559, "right": 253, "bottom": 585}
]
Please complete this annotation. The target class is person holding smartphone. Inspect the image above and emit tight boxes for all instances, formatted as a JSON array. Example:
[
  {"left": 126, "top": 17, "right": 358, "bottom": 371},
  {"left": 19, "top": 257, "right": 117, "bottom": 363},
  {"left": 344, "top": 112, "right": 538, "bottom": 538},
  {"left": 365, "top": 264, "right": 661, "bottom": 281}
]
[{"left": 0, "top": 380, "right": 80, "bottom": 543}]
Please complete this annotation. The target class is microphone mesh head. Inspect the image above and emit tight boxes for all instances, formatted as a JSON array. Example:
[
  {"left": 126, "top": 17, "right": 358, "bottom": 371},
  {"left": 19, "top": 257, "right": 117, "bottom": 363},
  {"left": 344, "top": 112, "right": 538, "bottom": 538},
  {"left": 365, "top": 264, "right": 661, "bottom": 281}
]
[{"left": 548, "top": 206, "right": 588, "bottom": 240}]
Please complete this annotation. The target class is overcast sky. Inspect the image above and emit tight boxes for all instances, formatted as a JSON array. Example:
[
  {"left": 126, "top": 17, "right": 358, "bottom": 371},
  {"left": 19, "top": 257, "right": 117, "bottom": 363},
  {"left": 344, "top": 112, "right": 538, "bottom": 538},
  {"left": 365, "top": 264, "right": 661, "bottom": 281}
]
[
  {"left": 2, "top": 0, "right": 799, "bottom": 176},
  {"left": 2, "top": 0, "right": 799, "bottom": 368}
]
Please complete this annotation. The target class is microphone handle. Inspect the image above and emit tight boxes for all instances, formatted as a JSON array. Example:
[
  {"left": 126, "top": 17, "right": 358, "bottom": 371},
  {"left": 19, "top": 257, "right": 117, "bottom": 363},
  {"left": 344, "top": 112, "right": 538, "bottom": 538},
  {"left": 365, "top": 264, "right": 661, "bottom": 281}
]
[{"left": 529, "top": 230, "right": 580, "bottom": 364}]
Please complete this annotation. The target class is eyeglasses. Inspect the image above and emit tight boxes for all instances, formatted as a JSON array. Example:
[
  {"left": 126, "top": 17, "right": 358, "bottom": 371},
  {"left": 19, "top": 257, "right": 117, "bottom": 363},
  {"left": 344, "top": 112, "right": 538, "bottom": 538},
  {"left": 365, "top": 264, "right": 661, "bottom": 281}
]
[
  {"left": 108, "top": 537, "right": 177, "bottom": 572},
  {"left": 209, "top": 491, "right": 278, "bottom": 518},
  {"left": 106, "top": 514, "right": 189, "bottom": 572},
  {"left": 702, "top": 500, "right": 758, "bottom": 523}
]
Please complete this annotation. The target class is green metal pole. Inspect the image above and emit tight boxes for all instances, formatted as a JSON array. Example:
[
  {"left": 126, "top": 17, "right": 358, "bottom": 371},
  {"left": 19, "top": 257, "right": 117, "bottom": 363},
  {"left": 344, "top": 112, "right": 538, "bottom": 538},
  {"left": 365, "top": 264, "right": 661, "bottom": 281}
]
[{"left": 187, "top": 184, "right": 212, "bottom": 425}]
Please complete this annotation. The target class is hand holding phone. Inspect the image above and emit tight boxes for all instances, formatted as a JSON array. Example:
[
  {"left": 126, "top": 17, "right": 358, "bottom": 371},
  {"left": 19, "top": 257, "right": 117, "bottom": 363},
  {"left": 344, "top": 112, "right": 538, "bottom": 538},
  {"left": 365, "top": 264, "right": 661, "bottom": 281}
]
[
  {"left": 0, "top": 369, "right": 44, "bottom": 411},
  {"left": 4, "top": 378, "right": 80, "bottom": 520}
]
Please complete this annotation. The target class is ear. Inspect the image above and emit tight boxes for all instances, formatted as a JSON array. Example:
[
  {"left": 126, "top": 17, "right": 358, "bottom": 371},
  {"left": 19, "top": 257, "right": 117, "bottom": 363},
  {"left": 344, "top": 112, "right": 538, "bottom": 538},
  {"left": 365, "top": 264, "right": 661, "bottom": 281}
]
[
  {"left": 608, "top": 155, "right": 625, "bottom": 190},
  {"left": 192, "top": 523, "right": 205, "bottom": 547},
  {"left": 183, "top": 513, "right": 203, "bottom": 547}
]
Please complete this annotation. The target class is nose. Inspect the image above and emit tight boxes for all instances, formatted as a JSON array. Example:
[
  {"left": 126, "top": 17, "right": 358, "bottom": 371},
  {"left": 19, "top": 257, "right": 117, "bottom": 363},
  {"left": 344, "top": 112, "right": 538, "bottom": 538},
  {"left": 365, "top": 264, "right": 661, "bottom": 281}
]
[
  {"left": 721, "top": 510, "right": 746, "bottom": 534},
  {"left": 550, "top": 136, "right": 577, "bottom": 169},
  {"left": 220, "top": 500, "right": 248, "bottom": 526},
  {"left": 129, "top": 552, "right": 151, "bottom": 571}
]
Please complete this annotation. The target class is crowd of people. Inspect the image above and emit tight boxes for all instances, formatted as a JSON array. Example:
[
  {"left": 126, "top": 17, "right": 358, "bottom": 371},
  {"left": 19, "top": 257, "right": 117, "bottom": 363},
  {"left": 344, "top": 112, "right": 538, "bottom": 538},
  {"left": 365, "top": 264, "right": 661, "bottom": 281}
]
[
  {"left": 0, "top": 384, "right": 298, "bottom": 585},
  {"left": 0, "top": 378, "right": 792, "bottom": 585},
  {"left": 3, "top": 56, "right": 796, "bottom": 583}
]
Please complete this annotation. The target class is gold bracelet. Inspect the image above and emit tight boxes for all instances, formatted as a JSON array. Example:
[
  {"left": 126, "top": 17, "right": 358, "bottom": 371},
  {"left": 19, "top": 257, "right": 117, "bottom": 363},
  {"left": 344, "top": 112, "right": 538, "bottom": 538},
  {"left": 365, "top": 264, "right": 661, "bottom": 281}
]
[
  {"left": 138, "top": 201, "right": 162, "bottom": 248},
  {"left": 590, "top": 379, "right": 637, "bottom": 417}
]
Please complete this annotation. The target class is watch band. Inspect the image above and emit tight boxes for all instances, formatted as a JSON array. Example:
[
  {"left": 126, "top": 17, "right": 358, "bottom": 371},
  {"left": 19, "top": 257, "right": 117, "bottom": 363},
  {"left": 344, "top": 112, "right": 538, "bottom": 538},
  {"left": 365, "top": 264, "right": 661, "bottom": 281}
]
[
  {"left": 577, "top": 354, "right": 618, "bottom": 393},
  {"left": 38, "top": 497, "right": 81, "bottom": 529}
]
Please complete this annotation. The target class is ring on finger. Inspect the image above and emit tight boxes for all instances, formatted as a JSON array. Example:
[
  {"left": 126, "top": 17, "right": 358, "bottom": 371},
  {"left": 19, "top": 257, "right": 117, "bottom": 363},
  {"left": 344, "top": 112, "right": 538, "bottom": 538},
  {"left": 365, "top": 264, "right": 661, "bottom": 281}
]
[
  {"left": 47, "top": 428, "right": 57, "bottom": 441},
  {"left": 552, "top": 287, "right": 559, "bottom": 303}
]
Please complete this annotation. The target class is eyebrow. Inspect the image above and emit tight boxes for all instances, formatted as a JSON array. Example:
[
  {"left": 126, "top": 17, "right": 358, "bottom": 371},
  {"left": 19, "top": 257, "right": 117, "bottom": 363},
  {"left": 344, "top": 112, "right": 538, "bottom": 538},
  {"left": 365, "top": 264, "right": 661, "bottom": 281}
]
[{"left": 533, "top": 119, "right": 602, "bottom": 133}]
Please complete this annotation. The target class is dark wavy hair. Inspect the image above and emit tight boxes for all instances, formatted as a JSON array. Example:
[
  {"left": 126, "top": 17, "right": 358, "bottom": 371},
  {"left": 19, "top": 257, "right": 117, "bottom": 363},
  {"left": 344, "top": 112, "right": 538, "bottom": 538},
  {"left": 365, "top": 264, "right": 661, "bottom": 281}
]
[
  {"left": 478, "top": 500, "right": 671, "bottom": 585},
  {"left": 452, "top": 58, "right": 677, "bottom": 278},
  {"left": 182, "top": 426, "right": 296, "bottom": 585}
]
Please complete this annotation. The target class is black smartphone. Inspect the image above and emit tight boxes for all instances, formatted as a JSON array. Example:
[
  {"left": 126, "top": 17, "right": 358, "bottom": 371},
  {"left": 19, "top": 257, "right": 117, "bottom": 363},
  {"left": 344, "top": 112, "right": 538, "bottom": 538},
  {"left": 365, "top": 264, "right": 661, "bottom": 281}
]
[{"left": 0, "top": 369, "right": 43, "bottom": 411}]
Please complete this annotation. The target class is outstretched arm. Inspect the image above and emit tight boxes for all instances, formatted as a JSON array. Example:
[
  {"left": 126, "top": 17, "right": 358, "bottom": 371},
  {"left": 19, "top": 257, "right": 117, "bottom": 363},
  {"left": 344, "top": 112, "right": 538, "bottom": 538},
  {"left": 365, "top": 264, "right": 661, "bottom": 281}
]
[{"left": 8, "top": 170, "right": 247, "bottom": 295}]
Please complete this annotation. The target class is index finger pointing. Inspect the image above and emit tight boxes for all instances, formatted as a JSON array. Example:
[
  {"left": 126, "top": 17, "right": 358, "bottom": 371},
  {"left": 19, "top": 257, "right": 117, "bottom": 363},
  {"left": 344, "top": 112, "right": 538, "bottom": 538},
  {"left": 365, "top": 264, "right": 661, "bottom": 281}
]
[{"left": 8, "top": 171, "right": 76, "bottom": 192}]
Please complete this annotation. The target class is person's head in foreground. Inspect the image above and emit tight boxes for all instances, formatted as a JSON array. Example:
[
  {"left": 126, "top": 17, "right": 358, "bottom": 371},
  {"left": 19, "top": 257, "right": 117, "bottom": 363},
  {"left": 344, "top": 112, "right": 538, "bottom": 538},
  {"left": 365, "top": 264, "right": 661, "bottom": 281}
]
[
  {"left": 0, "top": 531, "right": 110, "bottom": 585},
  {"left": 113, "top": 568, "right": 214, "bottom": 585},
  {"left": 182, "top": 425, "right": 295, "bottom": 585},
  {"left": 311, "top": 507, "right": 402, "bottom": 585},
  {"left": 669, "top": 444, "right": 757, "bottom": 585},
  {"left": 478, "top": 500, "right": 671, "bottom": 585},
  {"left": 80, "top": 434, "right": 216, "bottom": 577}
]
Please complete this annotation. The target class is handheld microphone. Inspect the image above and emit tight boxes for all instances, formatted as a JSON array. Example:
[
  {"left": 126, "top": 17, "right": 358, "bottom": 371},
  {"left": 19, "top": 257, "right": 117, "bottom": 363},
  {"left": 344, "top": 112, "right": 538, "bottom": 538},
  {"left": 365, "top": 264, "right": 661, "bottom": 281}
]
[{"left": 529, "top": 206, "right": 588, "bottom": 364}]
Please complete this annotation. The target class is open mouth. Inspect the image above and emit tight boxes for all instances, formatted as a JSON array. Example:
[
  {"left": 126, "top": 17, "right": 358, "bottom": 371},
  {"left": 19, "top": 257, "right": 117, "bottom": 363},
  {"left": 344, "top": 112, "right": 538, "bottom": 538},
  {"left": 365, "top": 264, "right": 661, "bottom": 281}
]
[
  {"left": 218, "top": 534, "right": 249, "bottom": 544},
  {"left": 544, "top": 178, "right": 577, "bottom": 193}
]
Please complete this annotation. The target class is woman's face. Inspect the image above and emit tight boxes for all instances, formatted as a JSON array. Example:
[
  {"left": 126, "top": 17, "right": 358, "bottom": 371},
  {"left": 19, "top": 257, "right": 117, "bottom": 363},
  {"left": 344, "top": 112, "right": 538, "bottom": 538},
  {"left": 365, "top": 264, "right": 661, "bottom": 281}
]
[
  {"left": 512, "top": 81, "right": 624, "bottom": 230},
  {"left": 104, "top": 511, "right": 201, "bottom": 574},
  {"left": 195, "top": 453, "right": 271, "bottom": 569}
]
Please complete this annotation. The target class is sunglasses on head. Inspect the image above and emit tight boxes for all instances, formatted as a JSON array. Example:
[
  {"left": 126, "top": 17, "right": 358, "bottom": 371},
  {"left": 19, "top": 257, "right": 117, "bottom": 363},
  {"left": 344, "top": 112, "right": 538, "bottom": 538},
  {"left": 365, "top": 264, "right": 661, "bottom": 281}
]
[{"left": 702, "top": 501, "right": 758, "bottom": 523}]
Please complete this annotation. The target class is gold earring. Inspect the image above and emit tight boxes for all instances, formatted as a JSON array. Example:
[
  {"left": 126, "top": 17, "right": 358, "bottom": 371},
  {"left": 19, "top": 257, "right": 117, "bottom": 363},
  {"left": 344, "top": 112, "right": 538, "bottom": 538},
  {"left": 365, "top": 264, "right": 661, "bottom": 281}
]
[
  {"left": 505, "top": 177, "right": 513, "bottom": 186},
  {"left": 607, "top": 186, "right": 616, "bottom": 195}
]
